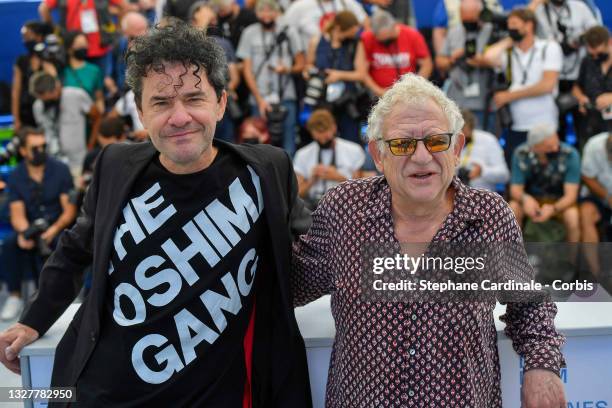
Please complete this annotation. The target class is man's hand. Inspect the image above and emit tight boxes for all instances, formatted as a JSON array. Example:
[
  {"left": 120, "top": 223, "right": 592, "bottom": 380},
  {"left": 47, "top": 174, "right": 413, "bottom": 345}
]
[
  {"left": 312, "top": 165, "right": 344, "bottom": 182},
  {"left": 521, "top": 369, "right": 566, "bottom": 408},
  {"left": 324, "top": 69, "right": 344, "bottom": 84},
  {"left": 17, "top": 233, "right": 35, "bottom": 250},
  {"left": 522, "top": 195, "right": 541, "bottom": 219},
  {"left": 533, "top": 203, "right": 555, "bottom": 223},
  {"left": 0, "top": 323, "right": 40, "bottom": 374},
  {"left": 40, "top": 225, "right": 59, "bottom": 245},
  {"left": 468, "top": 164, "right": 482, "bottom": 180},
  {"left": 595, "top": 93, "right": 612, "bottom": 111},
  {"left": 256, "top": 98, "right": 271, "bottom": 120},
  {"left": 494, "top": 90, "right": 513, "bottom": 108},
  {"left": 450, "top": 48, "right": 465, "bottom": 64}
]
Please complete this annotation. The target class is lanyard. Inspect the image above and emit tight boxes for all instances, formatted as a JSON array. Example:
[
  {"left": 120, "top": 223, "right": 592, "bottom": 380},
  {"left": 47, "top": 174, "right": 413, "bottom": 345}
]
[{"left": 512, "top": 46, "right": 537, "bottom": 86}]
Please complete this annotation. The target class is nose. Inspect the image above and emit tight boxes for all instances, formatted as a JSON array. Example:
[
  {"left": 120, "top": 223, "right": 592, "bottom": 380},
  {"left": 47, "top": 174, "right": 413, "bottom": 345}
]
[
  {"left": 167, "top": 101, "right": 192, "bottom": 128},
  {"left": 410, "top": 139, "right": 433, "bottom": 165}
]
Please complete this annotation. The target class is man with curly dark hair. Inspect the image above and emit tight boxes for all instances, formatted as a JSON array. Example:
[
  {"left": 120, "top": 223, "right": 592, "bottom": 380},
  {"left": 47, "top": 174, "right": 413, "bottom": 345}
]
[{"left": 0, "top": 21, "right": 312, "bottom": 408}]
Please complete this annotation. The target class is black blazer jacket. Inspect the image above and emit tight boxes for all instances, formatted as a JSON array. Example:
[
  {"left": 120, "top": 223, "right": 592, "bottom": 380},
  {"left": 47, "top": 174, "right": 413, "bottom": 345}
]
[{"left": 20, "top": 140, "right": 312, "bottom": 408}]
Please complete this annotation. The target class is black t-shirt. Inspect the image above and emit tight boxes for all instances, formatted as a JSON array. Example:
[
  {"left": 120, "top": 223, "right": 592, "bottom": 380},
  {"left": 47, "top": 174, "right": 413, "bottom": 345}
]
[
  {"left": 222, "top": 8, "right": 258, "bottom": 50},
  {"left": 76, "top": 147, "right": 268, "bottom": 407}
]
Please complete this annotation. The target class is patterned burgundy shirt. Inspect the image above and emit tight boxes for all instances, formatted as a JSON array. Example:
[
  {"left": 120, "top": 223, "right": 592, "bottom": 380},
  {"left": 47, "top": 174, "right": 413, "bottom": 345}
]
[{"left": 292, "top": 176, "right": 566, "bottom": 407}]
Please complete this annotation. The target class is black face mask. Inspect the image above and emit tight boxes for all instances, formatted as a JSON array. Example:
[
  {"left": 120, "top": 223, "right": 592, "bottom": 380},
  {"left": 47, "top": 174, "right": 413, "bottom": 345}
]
[
  {"left": 28, "top": 146, "right": 47, "bottom": 167},
  {"left": 23, "top": 40, "right": 37, "bottom": 53},
  {"left": 545, "top": 151, "right": 560, "bottom": 160},
  {"left": 380, "top": 38, "right": 396, "bottom": 47},
  {"left": 218, "top": 13, "right": 232, "bottom": 25},
  {"left": 594, "top": 52, "right": 609, "bottom": 64},
  {"left": 260, "top": 20, "right": 275, "bottom": 30},
  {"left": 463, "top": 21, "right": 479, "bottom": 32},
  {"left": 508, "top": 29, "right": 524, "bottom": 43},
  {"left": 72, "top": 48, "right": 88, "bottom": 60},
  {"left": 550, "top": 0, "right": 565, "bottom": 6},
  {"left": 43, "top": 99, "right": 59, "bottom": 111},
  {"left": 317, "top": 139, "right": 334, "bottom": 149},
  {"left": 242, "top": 137, "right": 260, "bottom": 145}
]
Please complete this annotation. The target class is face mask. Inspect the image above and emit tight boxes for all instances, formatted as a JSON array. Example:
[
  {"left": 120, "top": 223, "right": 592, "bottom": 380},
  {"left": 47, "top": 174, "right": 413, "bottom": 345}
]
[
  {"left": 242, "top": 137, "right": 260, "bottom": 145},
  {"left": 550, "top": 0, "right": 565, "bottom": 6},
  {"left": 545, "top": 151, "right": 560, "bottom": 160},
  {"left": 508, "top": 29, "right": 524, "bottom": 43},
  {"left": 380, "top": 38, "right": 396, "bottom": 47},
  {"left": 260, "top": 20, "right": 275, "bottom": 30},
  {"left": 317, "top": 139, "right": 334, "bottom": 149},
  {"left": 43, "top": 99, "right": 59, "bottom": 111},
  {"left": 218, "top": 13, "right": 232, "bottom": 25},
  {"left": 72, "top": 48, "right": 88, "bottom": 60},
  {"left": 28, "top": 146, "right": 47, "bottom": 167},
  {"left": 594, "top": 52, "right": 609, "bottom": 64},
  {"left": 23, "top": 40, "right": 37, "bottom": 53},
  {"left": 463, "top": 21, "right": 479, "bottom": 32}
]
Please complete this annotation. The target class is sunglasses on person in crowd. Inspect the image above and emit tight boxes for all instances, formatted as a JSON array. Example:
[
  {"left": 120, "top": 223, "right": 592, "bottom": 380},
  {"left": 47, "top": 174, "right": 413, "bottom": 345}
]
[{"left": 381, "top": 133, "right": 454, "bottom": 156}]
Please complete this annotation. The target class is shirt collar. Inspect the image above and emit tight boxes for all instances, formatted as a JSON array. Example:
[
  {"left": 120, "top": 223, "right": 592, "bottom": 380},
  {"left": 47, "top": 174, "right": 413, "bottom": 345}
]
[{"left": 362, "top": 176, "right": 485, "bottom": 227}]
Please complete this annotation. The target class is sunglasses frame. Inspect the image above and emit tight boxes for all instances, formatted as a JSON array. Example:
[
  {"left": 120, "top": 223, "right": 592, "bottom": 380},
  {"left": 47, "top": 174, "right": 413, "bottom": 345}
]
[{"left": 381, "top": 132, "right": 455, "bottom": 156}]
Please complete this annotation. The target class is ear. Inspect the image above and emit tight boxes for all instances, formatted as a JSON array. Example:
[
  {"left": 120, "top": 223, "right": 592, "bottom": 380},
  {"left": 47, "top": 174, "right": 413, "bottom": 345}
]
[
  {"left": 217, "top": 90, "right": 228, "bottom": 122},
  {"left": 453, "top": 132, "right": 465, "bottom": 159},
  {"left": 368, "top": 140, "right": 384, "bottom": 174},
  {"left": 136, "top": 105, "right": 145, "bottom": 129}
]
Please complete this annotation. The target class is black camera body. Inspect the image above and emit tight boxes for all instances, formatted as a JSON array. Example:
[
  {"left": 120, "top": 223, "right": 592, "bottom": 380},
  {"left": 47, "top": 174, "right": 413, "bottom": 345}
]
[
  {"left": 267, "top": 103, "right": 288, "bottom": 146},
  {"left": 23, "top": 218, "right": 52, "bottom": 257},
  {"left": 304, "top": 68, "right": 327, "bottom": 107},
  {"left": 492, "top": 72, "right": 513, "bottom": 129}
]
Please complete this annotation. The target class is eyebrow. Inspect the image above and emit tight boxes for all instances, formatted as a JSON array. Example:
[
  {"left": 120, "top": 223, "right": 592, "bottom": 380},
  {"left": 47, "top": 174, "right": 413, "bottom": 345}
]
[{"left": 149, "top": 91, "right": 208, "bottom": 105}]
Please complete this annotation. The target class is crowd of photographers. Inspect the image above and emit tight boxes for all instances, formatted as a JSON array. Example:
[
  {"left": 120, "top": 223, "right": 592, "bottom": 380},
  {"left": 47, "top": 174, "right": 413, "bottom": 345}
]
[{"left": 0, "top": 0, "right": 610, "bottom": 319}]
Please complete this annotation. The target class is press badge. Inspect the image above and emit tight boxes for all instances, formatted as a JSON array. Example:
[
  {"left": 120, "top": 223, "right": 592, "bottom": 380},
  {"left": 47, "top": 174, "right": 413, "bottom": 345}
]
[
  {"left": 80, "top": 9, "right": 99, "bottom": 34},
  {"left": 463, "top": 82, "right": 480, "bottom": 98}
]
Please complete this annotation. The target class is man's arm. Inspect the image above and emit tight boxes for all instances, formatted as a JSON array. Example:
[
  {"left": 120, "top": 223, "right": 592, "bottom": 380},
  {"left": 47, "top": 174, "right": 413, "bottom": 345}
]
[
  {"left": 552, "top": 183, "right": 579, "bottom": 214},
  {"left": 11, "top": 65, "right": 23, "bottom": 130},
  {"left": 495, "top": 70, "right": 559, "bottom": 107},
  {"left": 40, "top": 193, "right": 77, "bottom": 244},
  {"left": 38, "top": 1, "right": 53, "bottom": 24},
  {"left": 478, "top": 142, "right": 510, "bottom": 185},
  {"left": 582, "top": 175, "right": 608, "bottom": 201},
  {"left": 416, "top": 56, "right": 433, "bottom": 79},
  {"left": 499, "top": 201, "right": 566, "bottom": 407}
]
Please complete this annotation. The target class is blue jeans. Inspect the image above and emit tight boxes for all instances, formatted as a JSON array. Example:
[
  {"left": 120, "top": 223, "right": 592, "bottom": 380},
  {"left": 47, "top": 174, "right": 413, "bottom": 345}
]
[{"left": 252, "top": 100, "right": 297, "bottom": 156}]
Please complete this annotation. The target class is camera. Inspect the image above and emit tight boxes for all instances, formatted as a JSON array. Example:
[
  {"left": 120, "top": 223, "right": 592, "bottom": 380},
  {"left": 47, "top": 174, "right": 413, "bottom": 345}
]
[
  {"left": 33, "top": 34, "right": 65, "bottom": 69},
  {"left": 22, "top": 218, "right": 52, "bottom": 257},
  {"left": 480, "top": 7, "right": 508, "bottom": 42},
  {"left": 491, "top": 72, "right": 513, "bottom": 129},
  {"left": 304, "top": 68, "right": 327, "bottom": 108},
  {"left": 0, "top": 137, "right": 21, "bottom": 166},
  {"left": 267, "top": 103, "right": 288, "bottom": 146}
]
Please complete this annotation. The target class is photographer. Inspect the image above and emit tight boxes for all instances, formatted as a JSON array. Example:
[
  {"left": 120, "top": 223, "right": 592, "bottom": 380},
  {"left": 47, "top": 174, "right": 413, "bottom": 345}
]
[
  {"left": 293, "top": 109, "right": 364, "bottom": 209},
  {"left": 237, "top": 0, "right": 305, "bottom": 155},
  {"left": 457, "top": 109, "right": 509, "bottom": 191},
  {"left": 508, "top": 122, "right": 580, "bottom": 243},
  {"left": 31, "top": 72, "right": 100, "bottom": 174},
  {"left": 11, "top": 21, "right": 57, "bottom": 131},
  {"left": 359, "top": 9, "right": 432, "bottom": 97},
  {"left": 0, "top": 127, "right": 76, "bottom": 321},
  {"left": 483, "top": 8, "right": 562, "bottom": 166},
  {"left": 436, "top": 0, "right": 496, "bottom": 133},
  {"left": 304, "top": 10, "right": 367, "bottom": 143},
  {"left": 572, "top": 25, "right": 611, "bottom": 145},
  {"left": 532, "top": 0, "right": 597, "bottom": 141}
]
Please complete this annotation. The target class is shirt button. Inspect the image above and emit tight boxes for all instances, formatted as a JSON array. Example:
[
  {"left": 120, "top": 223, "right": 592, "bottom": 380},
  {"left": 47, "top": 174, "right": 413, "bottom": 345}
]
[
  {"left": 411, "top": 314, "right": 417, "bottom": 321},
  {"left": 409, "top": 348, "right": 416, "bottom": 356},
  {"left": 90, "top": 331, "right": 96, "bottom": 342},
  {"left": 408, "top": 390, "right": 415, "bottom": 397}
]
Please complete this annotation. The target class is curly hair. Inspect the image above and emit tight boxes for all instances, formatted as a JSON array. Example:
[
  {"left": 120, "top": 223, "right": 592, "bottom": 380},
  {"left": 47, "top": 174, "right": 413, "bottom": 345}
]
[{"left": 125, "top": 21, "right": 228, "bottom": 109}]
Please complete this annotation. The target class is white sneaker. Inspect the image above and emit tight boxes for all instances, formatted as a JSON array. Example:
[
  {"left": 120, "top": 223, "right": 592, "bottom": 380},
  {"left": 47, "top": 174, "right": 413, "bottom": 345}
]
[{"left": 1, "top": 295, "right": 23, "bottom": 321}]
